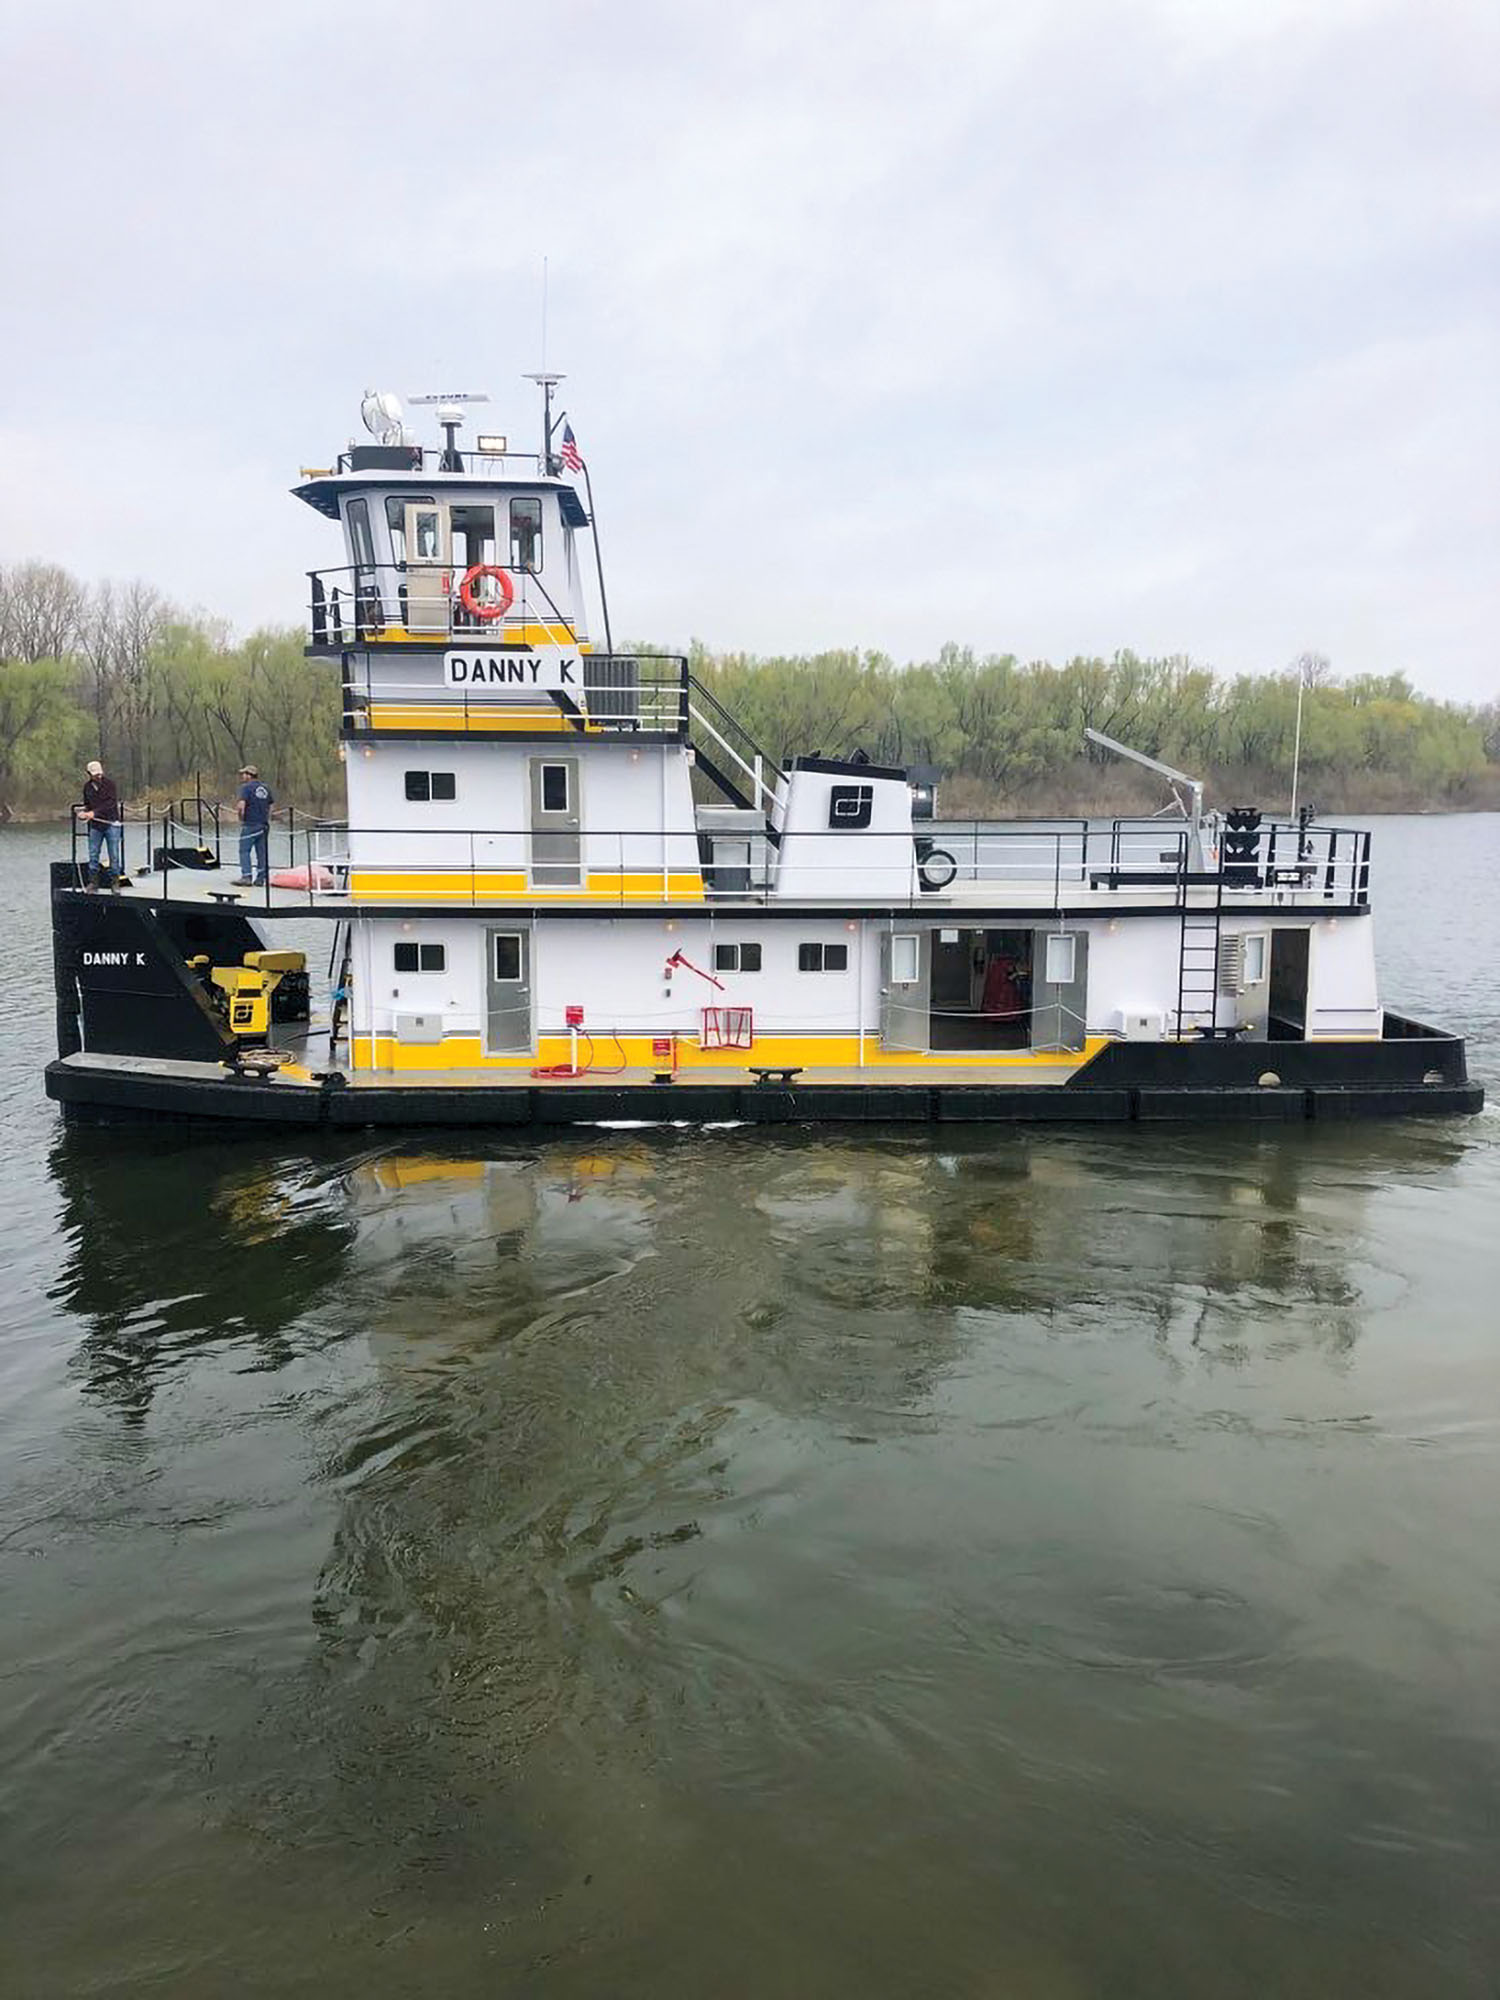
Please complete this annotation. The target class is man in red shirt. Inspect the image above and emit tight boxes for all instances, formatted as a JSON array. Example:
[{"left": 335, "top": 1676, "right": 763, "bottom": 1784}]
[{"left": 76, "top": 759, "right": 125, "bottom": 892}]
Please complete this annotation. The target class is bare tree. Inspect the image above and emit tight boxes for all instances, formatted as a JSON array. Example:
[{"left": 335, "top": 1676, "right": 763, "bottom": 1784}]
[
  {"left": 0, "top": 561, "right": 87, "bottom": 662},
  {"left": 1290, "top": 650, "right": 1335, "bottom": 689}
]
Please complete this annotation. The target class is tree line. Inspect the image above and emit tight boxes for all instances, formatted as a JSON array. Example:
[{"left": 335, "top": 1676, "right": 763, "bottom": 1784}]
[
  {"left": 0, "top": 561, "right": 341, "bottom": 819},
  {"left": 690, "top": 642, "right": 1500, "bottom": 815},
  {"left": 2, "top": 558, "right": 1496, "bottom": 820}
]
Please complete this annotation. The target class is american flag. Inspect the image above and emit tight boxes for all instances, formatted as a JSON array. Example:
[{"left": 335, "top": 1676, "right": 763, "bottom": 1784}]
[{"left": 559, "top": 421, "right": 584, "bottom": 474}]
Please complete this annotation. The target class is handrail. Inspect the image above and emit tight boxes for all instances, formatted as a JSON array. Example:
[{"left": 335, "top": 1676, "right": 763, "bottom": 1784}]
[
  {"left": 59, "top": 811, "right": 1373, "bottom": 914},
  {"left": 308, "top": 561, "right": 587, "bottom": 648},
  {"left": 686, "top": 673, "right": 782, "bottom": 779},
  {"left": 340, "top": 651, "right": 690, "bottom": 739},
  {"left": 331, "top": 446, "right": 570, "bottom": 479}
]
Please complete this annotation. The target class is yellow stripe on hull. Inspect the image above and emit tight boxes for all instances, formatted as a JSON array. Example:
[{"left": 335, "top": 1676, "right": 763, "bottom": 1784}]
[
  {"left": 358, "top": 622, "right": 586, "bottom": 648},
  {"left": 348, "top": 871, "right": 706, "bottom": 904},
  {"left": 365, "top": 704, "right": 602, "bottom": 735},
  {"left": 348, "top": 1032, "right": 1107, "bottom": 1074}
]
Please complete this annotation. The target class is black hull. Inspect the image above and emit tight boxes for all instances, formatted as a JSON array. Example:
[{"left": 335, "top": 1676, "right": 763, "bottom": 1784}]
[
  {"left": 45, "top": 1057, "right": 1483, "bottom": 1130},
  {"left": 46, "top": 861, "right": 1483, "bottom": 1131}
]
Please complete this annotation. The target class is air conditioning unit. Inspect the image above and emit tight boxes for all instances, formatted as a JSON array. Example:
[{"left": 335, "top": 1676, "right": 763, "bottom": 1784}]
[
  {"left": 1113, "top": 1008, "right": 1163, "bottom": 1041},
  {"left": 395, "top": 1012, "right": 445, "bottom": 1044}
]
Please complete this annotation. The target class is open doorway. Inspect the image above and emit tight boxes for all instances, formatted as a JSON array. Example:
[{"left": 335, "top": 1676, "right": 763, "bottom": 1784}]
[
  {"left": 1268, "top": 928, "right": 1310, "bottom": 1041},
  {"left": 929, "top": 928, "right": 1035, "bottom": 1050}
]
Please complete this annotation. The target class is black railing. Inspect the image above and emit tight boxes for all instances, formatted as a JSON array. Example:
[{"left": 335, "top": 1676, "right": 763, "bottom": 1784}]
[
  {"left": 307, "top": 562, "right": 583, "bottom": 649},
  {"left": 338, "top": 651, "right": 690, "bottom": 738},
  {"left": 60, "top": 811, "right": 1375, "bottom": 914}
]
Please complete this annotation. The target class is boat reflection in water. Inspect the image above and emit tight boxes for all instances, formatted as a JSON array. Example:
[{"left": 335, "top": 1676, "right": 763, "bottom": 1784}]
[{"left": 35, "top": 1122, "right": 1497, "bottom": 1995}]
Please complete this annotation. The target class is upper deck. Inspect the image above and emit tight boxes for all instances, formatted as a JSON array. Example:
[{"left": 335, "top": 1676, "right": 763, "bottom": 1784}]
[{"left": 73, "top": 811, "right": 1375, "bottom": 917}]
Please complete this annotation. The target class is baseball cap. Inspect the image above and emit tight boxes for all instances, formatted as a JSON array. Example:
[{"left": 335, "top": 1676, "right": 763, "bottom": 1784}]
[
  {"left": 240, "top": 764, "right": 259, "bottom": 777},
  {"left": 86, "top": 760, "right": 103, "bottom": 776}
]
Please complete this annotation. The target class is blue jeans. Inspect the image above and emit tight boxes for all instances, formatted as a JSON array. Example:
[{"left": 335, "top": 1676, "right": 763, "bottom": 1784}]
[
  {"left": 239, "top": 825, "right": 269, "bottom": 883},
  {"left": 87, "top": 820, "right": 123, "bottom": 880}
]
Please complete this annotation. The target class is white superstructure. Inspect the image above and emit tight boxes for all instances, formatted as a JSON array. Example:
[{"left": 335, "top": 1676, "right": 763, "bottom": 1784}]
[{"left": 288, "top": 383, "right": 1382, "bottom": 1081}]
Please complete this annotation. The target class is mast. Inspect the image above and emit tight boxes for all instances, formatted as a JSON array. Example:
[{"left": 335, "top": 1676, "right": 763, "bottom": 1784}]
[{"left": 525, "top": 371, "right": 564, "bottom": 473}]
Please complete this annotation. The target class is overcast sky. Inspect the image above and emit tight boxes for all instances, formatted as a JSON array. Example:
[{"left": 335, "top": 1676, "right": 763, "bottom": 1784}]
[{"left": 1, "top": 0, "right": 1495, "bottom": 698}]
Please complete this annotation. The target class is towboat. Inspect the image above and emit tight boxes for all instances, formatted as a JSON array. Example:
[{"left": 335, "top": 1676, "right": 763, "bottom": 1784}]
[{"left": 45, "top": 381, "right": 1483, "bottom": 1129}]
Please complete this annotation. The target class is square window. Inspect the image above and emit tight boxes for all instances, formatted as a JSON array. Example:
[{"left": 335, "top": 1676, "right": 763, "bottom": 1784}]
[
  {"left": 430, "top": 772, "right": 456, "bottom": 802},
  {"left": 540, "top": 765, "right": 569, "bottom": 813},
  {"left": 493, "top": 935, "right": 522, "bottom": 981},
  {"left": 404, "top": 770, "right": 431, "bottom": 802},
  {"left": 419, "top": 943, "right": 445, "bottom": 972},
  {"left": 798, "top": 943, "right": 847, "bottom": 972},
  {"left": 394, "top": 942, "right": 419, "bottom": 971},
  {"left": 714, "top": 942, "right": 763, "bottom": 973}
]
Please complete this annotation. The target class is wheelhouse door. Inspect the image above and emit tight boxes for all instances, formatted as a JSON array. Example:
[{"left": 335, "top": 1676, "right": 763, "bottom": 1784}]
[
  {"left": 485, "top": 928, "right": 532, "bottom": 1055},
  {"left": 403, "top": 500, "right": 452, "bottom": 635},
  {"left": 879, "top": 928, "right": 930, "bottom": 1052}
]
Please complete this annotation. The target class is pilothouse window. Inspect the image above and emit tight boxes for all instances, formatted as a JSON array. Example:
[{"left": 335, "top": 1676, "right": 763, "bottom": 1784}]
[
  {"left": 451, "top": 504, "right": 495, "bottom": 572},
  {"left": 510, "top": 497, "right": 542, "bottom": 572},
  {"left": 386, "top": 494, "right": 436, "bottom": 564},
  {"left": 346, "top": 497, "right": 375, "bottom": 569}
]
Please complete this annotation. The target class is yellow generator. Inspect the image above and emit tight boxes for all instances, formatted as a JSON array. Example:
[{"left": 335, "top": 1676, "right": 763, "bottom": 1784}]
[{"left": 194, "top": 950, "right": 307, "bottom": 1043}]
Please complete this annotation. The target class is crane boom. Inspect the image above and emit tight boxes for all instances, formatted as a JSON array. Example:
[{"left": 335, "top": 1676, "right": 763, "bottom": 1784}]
[{"left": 1083, "top": 728, "right": 1208, "bottom": 868}]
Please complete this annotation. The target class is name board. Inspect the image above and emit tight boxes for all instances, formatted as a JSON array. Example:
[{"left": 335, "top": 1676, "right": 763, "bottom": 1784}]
[{"left": 445, "top": 650, "right": 580, "bottom": 693}]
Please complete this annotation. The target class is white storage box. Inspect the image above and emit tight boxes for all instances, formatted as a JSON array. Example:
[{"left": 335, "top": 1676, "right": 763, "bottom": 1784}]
[
  {"left": 1112, "top": 1008, "right": 1163, "bottom": 1042},
  {"left": 394, "top": 1012, "right": 445, "bottom": 1044}
]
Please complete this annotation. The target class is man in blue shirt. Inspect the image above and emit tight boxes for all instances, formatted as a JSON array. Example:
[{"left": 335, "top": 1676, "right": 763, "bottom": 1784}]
[{"left": 234, "top": 764, "right": 275, "bottom": 886}]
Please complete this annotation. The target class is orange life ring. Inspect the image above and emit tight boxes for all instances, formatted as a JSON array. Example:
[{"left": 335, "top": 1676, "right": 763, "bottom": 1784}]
[{"left": 459, "top": 564, "right": 515, "bottom": 621}]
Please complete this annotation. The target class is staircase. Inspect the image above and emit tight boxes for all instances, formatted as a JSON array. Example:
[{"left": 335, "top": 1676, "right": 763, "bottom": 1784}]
[{"left": 686, "top": 675, "right": 781, "bottom": 817}]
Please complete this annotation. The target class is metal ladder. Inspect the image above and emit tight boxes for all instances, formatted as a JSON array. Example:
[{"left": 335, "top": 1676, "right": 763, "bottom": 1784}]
[
  {"left": 327, "top": 920, "right": 352, "bottom": 1052},
  {"left": 1174, "top": 862, "right": 1225, "bottom": 1038}
]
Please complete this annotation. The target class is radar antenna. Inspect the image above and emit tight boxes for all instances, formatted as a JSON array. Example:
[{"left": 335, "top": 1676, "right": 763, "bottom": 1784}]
[{"left": 409, "top": 391, "right": 491, "bottom": 470}]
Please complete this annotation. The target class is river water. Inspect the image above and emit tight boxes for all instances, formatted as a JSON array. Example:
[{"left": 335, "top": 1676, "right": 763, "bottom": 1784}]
[{"left": 2, "top": 819, "right": 1498, "bottom": 1997}]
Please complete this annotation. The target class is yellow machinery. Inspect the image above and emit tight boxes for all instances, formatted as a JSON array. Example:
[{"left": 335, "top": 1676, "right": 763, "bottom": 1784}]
[{"left": 191, "top": 949, "right": 307, "bottom": 1042}]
